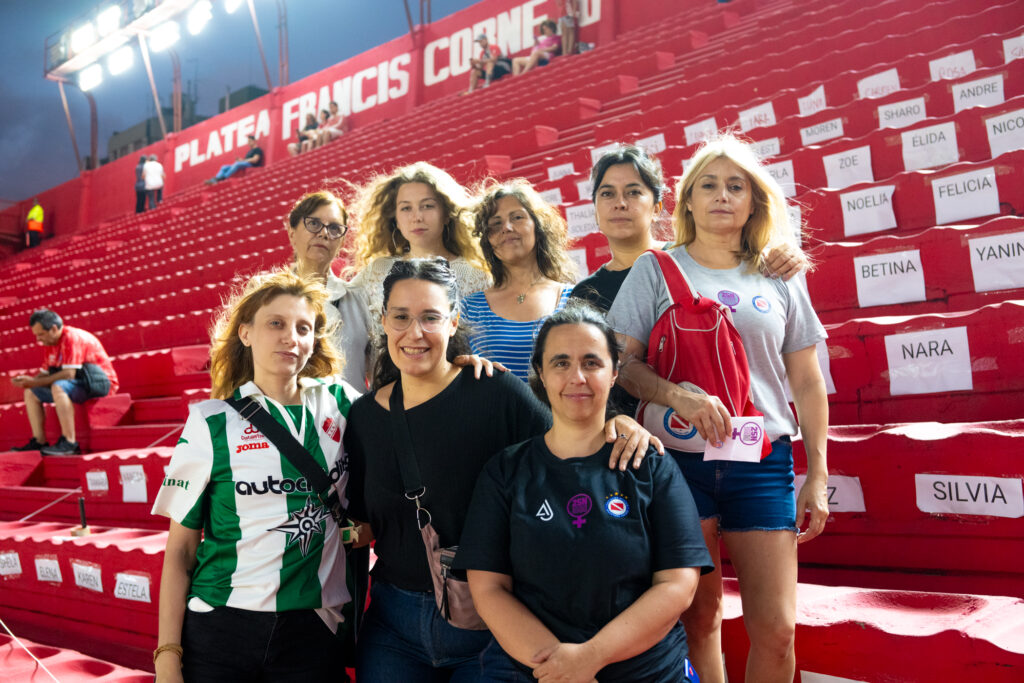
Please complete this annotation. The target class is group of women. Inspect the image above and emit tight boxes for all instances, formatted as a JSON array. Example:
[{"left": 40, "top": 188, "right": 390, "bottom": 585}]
[{"left": 152, "top": 133, "right": 830, "bottom": 683}]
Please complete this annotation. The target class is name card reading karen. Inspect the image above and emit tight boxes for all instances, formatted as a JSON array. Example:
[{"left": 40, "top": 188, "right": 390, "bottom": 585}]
[
  {"left": 916, "top": 474, "right": 1023, "bottom": 518},
  {"left": 71, "top": 560, "right": 103, "bottom": 593},
  {"left": 858, "top": 68, "right": 900, "bottom": 99},
  {"left": 114, "top": 572, "right": 152, "bottom": 603},
  {"left": 929, "top": 49, "right": 976, "bottom": 81},
  {"left": 823, "top": 145, "right": 873, "bottom": 189},
  {"left": 932, "top": 166, "right": 998, "bottom": 225},
  {"left": 884, "top": 326, "right": 972, "bottom": 396},
  {"left": 120, "top": 464, "right": 148, "bottom": 503},
  {"left": 953, "top": 74, "right": 1004, "bottom": 114},
  {"left": 794, "top": 474, "right": 866, "bottom": 512},
  {"left": 765, "top": 159, "right": 796, "bottom": 197},
  {"left": 969, "top": 230, "right": 1024, "bottom": 292},
  {"left": 546, "top": 162, "right": 575, "bottom": 182},
  {"left": 1005, "top": 34, "right": 1024, "bottom": 63},
  {"left": 576, "top": 179, "right": 593, "bottom": 202},
  {"left": 636, "top": 133, "right": 666, "bottom": 155},
  {"left": 985, "top": 107, "right": 1024, "bottom": 158},
  {"left": 35, "top": 556, "right": 62, "bottom": 583},
  {"left": 0, "top": 551, "right": 22, "bottom": 578},
  {"left": 854, "top": 249, "right": 926, "bottom": 308},
  {"left": 538, "top": 188, "right": 563, "bottom": 206},
  {"left": 877, "top": 97, "right": 927, "bottom": 130},
  {"left": 685, "top": 117, "right": 717, "bottom": 146},
  {"left": 749, "top": 137, "right": 781, "bottom": 160},
  {"left": 565, "top": 203, "right": 598, "bottom": 239},
  {"left": 85, "top": 469, "right": 109, "bottom": 493},
  {"left": 902, "top": 121, "right": 959, "bottom": 172},
  {"left": 739, "top": 102, "right": 776, "bottom": 131},
  {"left": 798, "top": 85, "right": 827, "bottom": 117},
  {"left": 800, "top": 118, "right": 844, "bottom": 146},
  {"left": 841, "top": 184, "right": 897, "bottom": 237}
]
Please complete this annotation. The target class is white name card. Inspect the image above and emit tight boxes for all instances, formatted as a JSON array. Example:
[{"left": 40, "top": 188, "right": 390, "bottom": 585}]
[
  {"left": 35, "top": 556, "right": 62, "bottom": 583},
  {"left": 567, "top": 248, "right": 589, "bottom": 281},
  {"left": 0, "top": 551, "right": 22, "bottom": 577},
  {"left": 749, "top": 137, "right": 781, "bottom": 160},
  {"left": 801, "top": 673, "right": 869, "bottom": 683},
  {"left": 985, "top": 108, "right": 1024, "bottom": 158},
  {"left": 684, "top": 116, "right": 717, "bottom": 146},
  {"left": 765, "top": 159, "right": 796, "bottom": 197},
  {"left": 589, "top": 143, "right": 619, "bottom": 166},
  {"left": 800, "top": 117, "right": 844, "bottom": 146},
  {"left": 952, "top": 74, "right": 1004, "bottom": 114},
  {"left": 739, "top": 101, "right": 776, "bottom": 131},
  {"left": 538, "top": 188, "right": 563, "bottom": 206},
  {"left": 786, "top": 204, "right": 803, "bottom": 245},
  {"left": 703, "top": 416, "right": 765, "bottom": 463},
  {"left": 858, "top": 68, "right": 900, "bottom": 99},
  {"left": 576, "top": 179, "right": 593, "bottom": 202},
  {"left": 565, "top": 203, "right": 598, "bottom": 239},
  {"left": 798, "top": 85, "right": 827, "bottom": 117},
  {"left": 841, "top": 184, "right": 897, "bottom": 237},
  {"left": 902, "top": 121, "right": 959, "bottom": 172},
  {"left": 1004, "top": 34, "right": 1024, "bottom": 63},
  {"left": 547, "top": 162, "right": 575, "bottom": 181},
  {"left": 794, "top": 474, "right": 866, "bottom": 512},
  {"left": 823, "top": 145, "right": 873, "bottom": 189},
  {"left": 932, "top": 166, "right": 999, "bottom": 225},
  {"left": 854, "top": 249, "right": 926, "bottom": 308},
  {"left": 72, "top": 561, "right": 103, "bottom": 593},
  {"left": 86, "top": 469, "right": 109, "bottom": 492},
  {"left": 636, "top": 132, "right": 666, "bottom": 155},
  {"left": 969, "top": 230, "right": 1024, "bottom": 292},
  {"left": 929, "top": 49, "right": 976, "bottom": 81},
  {"left": 884, "top": 326, "right": 972, "bottom": 396},
  {"left": 114, "top": 572, "right": 152, "bottom": 603},
  {"left": 916, "top": 474, "right": 1023, "bottom": 518},
  {"left": 877, "top": 97, "right": 927, "bottom": 130},
  {"left": 120, "top": 464, "right": 148, "bottom": 503}
]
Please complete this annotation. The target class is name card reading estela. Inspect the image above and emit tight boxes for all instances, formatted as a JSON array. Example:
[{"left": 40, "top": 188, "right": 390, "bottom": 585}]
[
  {"left": 883, "top": 326, "right": 972, "bottom": 396},
  {"left": 916, "top": 474, "right": 1023, "bottom": 518}
]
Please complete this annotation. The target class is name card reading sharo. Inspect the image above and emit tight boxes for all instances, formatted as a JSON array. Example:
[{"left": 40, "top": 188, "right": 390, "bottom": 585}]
[
  {"left": 841, "top": 185, "right": 897, "bottom": 237},
  {"left": 685, "top": 117, "right": 717, "bottom": 147},
  {"left": 114, "top": 572, "right": 152, "bottom": 603},
  {"left": 798, "top": 85, "right": 826, "bottom": 117},
  {"left": 985, "top": 107, "right": 1024, "bottom": 158},
  {"left": 969, "top": 230, "right": 1024, "bottom": 292},
  {"left": 858, "top": 68, "right": 901, "bottom": 99},
  {"left": 853, "top": 249, "right": 926, "bottom": 308},
  {"left": 916, "top": 474, "right": 1023, "bottom": 518},
  {"left": 566, "top": 203, "right": 598, "bottom": 239},
  {"left": 794, "top": 474, "right": 866, "bottom": 512},
  {"left": 765, "top": 159, "right": 796, "bottom": 197},
  {"left": 877, "top": 97, "right": 927, "bottom": 130},
  {"left": 538, "top": 188, "right": 563, "bottom": 206},
  {"left": 929, "top": 49, "right": 976, "bottom": 81},
  {"left": 823, "top": 145, "right": 873, "bottom": 189},
  {"left": 546, "top": 163, "right": 575, "bottom": 182},
  {"left": 902, "top": 121, "right": 959, "bottom": 172},
  {"left": 952, "top": 74, "right": 1004, "bottom": 113},
  {"left": 739, "top": 102, "right": 776, "bottom": 131},
  {"left": 932, "top": 166, "right": 999, "bottom": 225},
  {"left": 884, "top": 326, "right": 972, "bottom": 396},
  {"left": 800, "top": 118, "right": 844, "bottom": 146},
  {"left": 749, "top": 137, "right": 781, "bottom": 160}
]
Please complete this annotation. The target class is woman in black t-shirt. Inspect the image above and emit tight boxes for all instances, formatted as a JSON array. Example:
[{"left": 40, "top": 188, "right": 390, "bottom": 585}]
[{"left": 456, "top": 303, "right": 713, "bottom": 682}]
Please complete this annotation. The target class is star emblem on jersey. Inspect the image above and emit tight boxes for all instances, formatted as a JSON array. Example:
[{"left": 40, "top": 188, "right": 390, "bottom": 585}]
[
  {"left": 270, "top": 497, "right": 330, "bottom": 556},
  {"left": 604, "top": 492, "right": 630, "bottom": 518},
  {"left": 536, "top": 499, "right": 554, "bottom": 522}
]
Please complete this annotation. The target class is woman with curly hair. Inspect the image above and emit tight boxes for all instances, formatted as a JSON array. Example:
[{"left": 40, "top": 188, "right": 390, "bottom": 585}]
[{"left": 461, "top": 179, "right": 578, "bottom": 381}]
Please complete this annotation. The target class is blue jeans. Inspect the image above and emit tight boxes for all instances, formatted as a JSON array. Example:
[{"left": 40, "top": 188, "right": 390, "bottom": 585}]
[
  {"left": 479, "top": 638, "right": 532, "bottom": 681},
  {"left": 214, "top": 160, "right": 254, "bottom": 180},
  {"left": 31, "top": 379, "right": 89, "bottom": 404},
  {"left": 356, "top": 580, "right": 492, "bottom": 682}
]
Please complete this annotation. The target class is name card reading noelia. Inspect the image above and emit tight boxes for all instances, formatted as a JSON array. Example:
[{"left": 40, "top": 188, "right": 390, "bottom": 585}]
[
  {"left": 841, "top": 184, "right": 897, "bottom": 237},
  {"left": 877, "top": 97, "right": 927, "bottom": 130},
  {"left": 739, "top": 102, "right": 776, "bottom": 131},
  {"left": 764, "top": 159, "right": 796, "bottom": 197},
  {"left": 749, "top": 137, "right": 781, "bottom": 160},
  {"left": 798, "top": 85, "right": 826, "bottom": 117},
  {"left": 114, "top": 572, "right": 152, "bottom": 603},
  {"left": 929, "top": 49, "right": 976, "bottom": 81},
  {"left": 916, "top": 474, "right": 1023, "bottom": 518},
  {"left": 902, "top": 121, "right": 959, "bottom": 172},
  {"left": 0, "top": 551, "right": 22, "bottom": 578},
  {"left": 685, "top": 117, "right": 717, "bottom": 147},
  {"left": 932, "top": 166, "right": 999, "bottom": 225},
  {"left": 35, "top": 556, "right": 62, "bottom": 583},
  {"left": 985, "top": 107, "right": 1024, "bottom": 158},
  {"left": 858, "top": 68, "right": 900, "bottom": 99},
  {"left": 538, "top": 188, "right": 563, "bottom": 207},
  {"left": 565, "top": 203, "right": 598, "bottom": 239},
  {"left": 822, "top": 145, "right": 873, "bottom": 189},
  {"left": 952, "top": 74, "right": 1004, "bottom": 114},
  {"left": 546, "top": 163, "right": 575, "bottom": 182},
  {"left": 800, "top": 118, "right": 844, "bottom": 146},
  {"left": 794, "top": 474, "right": 866, "bottom": 512},
  {"left": 71, "top": 560, "right": 103, "bottom": 593},
  {"left": 884, "top": 326, "right": 972, "bottom": 396},
  {"left": 853, "top": 249, "right": 926, "bottom": 308},
  {"left": 969, "top": 230, "right": 1024, "bottom": 293}
]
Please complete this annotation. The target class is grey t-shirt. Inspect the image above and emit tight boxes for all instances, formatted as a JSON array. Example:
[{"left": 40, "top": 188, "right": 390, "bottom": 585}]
[{"left": 607, "top": 246, "right": 826, "bottom": 442}]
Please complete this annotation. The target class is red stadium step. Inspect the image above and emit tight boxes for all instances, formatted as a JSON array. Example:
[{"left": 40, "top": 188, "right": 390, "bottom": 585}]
[{"left": 0, "top": 634, "right": 150, "bottom": 682}]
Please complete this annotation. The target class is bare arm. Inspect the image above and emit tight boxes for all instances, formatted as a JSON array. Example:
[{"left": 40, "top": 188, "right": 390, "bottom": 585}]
[
  {"left": 155, "top": 521, "right": 201, "bottom": 682},
  {"left": 784, "top": 345, "right": 829, "bottom": 543},
  {"left": 762, "top": 242, "right": 808, "bottom": 281},
  {"left": 12, "top": 368, "right": 75, "bottom": 388},
  {"left": 468, "top": 570, "right": 561, "bottom": 668}
]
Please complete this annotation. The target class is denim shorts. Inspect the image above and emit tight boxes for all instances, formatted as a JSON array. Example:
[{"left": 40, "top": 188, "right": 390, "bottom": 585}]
[
  {"left": 30, "top": 379, "right": 89, "bottom": 404},
  {"left": 671, "top": 438, "right": 797, "bottom": 532}
]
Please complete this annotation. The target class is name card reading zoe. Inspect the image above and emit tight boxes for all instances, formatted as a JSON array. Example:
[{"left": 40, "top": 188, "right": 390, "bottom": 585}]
[
  {"left": 916, "top": 474, "right": 1023, "bottom": 518},
  {"left": 883, "top": 326, "right": 972, "bottom": 396}
]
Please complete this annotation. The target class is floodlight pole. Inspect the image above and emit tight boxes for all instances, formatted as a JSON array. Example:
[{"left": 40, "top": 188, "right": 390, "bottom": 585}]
[
  {"left": 170, "top": 50, "right": 182, "bottom": 132},
  {"left": 138, "top": 33, "right": 168, "bottom": 139},
  {"left": 53, "top": 78, "right": 84, "bottom": 173},
  {"left": 247, "top": 0, "right": 275, "bottom": 91},
  {"left": 277, "top": 0, "right": 289, "bottom": 86}
]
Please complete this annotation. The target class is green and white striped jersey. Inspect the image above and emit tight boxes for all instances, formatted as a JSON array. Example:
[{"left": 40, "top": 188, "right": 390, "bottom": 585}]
[{"left": 152, "top": 378, "right": 357, "bottom": 617}]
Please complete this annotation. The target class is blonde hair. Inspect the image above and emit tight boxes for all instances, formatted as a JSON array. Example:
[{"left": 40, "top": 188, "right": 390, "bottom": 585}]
[
  {"left": 209, "top": 269, "right": 341, "bottom": 399},
  {"left": 349, "top": 162, "right": 486, "bottom": 271},
  {"left": 672, "top": 134, "right": 802, "bottom": 273}
]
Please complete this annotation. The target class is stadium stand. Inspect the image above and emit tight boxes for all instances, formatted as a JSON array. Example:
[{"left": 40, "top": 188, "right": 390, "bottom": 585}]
[{"left": 1, "top": 0, "right": 1022, "bottom": 679}]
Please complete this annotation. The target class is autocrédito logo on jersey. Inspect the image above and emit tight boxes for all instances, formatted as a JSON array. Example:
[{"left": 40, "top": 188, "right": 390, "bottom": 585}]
[
  {"left": 234, "top": 457, "right": 346, "bottom": 496},
  {"left": 663, "top": 407, "right": 698, "bottom": 440}
]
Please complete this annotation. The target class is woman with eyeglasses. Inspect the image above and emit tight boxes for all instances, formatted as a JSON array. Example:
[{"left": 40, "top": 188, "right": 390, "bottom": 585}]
[{"left": 344, "top": 258, "right": 660, "bottom": 682}]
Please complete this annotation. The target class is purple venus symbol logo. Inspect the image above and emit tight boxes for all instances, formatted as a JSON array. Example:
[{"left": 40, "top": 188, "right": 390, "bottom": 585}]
[
  {"left": 718, "top": 290, "right": 740, "bottom": 312},
  {"left": 731, "top": 421, "right": 763, "bottom": 445},
  {"left": 567, "top": 494, "right": 593, "bottom": 528}
]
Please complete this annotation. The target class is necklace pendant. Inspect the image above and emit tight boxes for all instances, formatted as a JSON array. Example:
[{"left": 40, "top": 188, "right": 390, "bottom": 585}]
[{"left": 516, "top": 293, "right": 526, "bottom": 304}]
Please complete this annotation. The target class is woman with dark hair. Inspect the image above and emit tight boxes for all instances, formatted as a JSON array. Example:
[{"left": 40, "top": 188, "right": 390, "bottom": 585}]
[
  {"left": 456, "top": 302, "right": 712, "bottom": 682},
  {"left": 462, "top": 179, "right": 578, "bottom": 381},
  {"left": 344, "top": 259, "right": 660, "bottom": 682},
  {"left": 288, "top": 112, "right": 319, "bottom": 156},
  {"left": 512, "top": 20, "right": 561, "bottom": 75}
]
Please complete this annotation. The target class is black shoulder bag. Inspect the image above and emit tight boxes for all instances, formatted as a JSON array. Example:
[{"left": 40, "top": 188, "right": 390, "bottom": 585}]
[{"left": 76, "top": 363, "right": 111, "bottom": 398}]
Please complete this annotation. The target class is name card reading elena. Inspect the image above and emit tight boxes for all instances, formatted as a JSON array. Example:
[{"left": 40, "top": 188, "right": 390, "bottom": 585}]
[
  {"left": 853, "top": 249, "right": 926, "bottom": 308},
  {"left": 985, "top": 108, "right": 1024, "bottom": 158},
  {"left": 546, "top": 163, "right": 575, "bottom": 182},
  {"left": 739, "top": 102, "right": 776, "bottom": 131},
  {"left": 823, "top": 145, "right": 873, "bottom": 189},
  {"left": 858, "top": 68, "right": 900, "bottom": 99},
  {"left": 565, "top": 203, "right": 599, "bottom": 239},
  {"left": 794, "top": 474, "right": 866, "bottom": 512},
  {"left": 685, "top": 117, "right": 717, "bottom": 147},
  {"left": 952, "top": 74, "right": 1004, "bottom": 114},
  {"left": 915, "top": 474, "right": 1023, "bottom": 518},
  {"left": 841, "top": 185, "right": 897, "bottom": 237},
  {"left": 703, "top": 416, "right": 765, "bottom": 463},
  {"left": 969, "top": 230, "right": 1024, "bottom": 292},
  {"left": 932, "top": 166, "right": 999, "bottom": 225},
  {"left": 928, "top": 49, "right": 976, "bottom": 81},
  {"left": 883, "top": 326, "right": 972, "bottom": 396},
  {"left": 902, "top": 121, "right": 959, "bottom": 172},
  {"left": 35, "top": 556, "right": 62, "bottom": 583},
  {"left": 877, "top": 97, "right": 927, "bottom": 130}
]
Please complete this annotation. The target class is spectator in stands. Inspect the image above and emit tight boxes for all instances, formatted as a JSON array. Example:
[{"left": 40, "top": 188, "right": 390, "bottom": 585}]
[
  {"left": 24, "top": 198, "right": 44, "bottom": 248},
  {"left": 288, "top": 112, "right": 320, "bottom": 156},
  {"left": 317, "top": 101, "right": 349, "bottom": 146},
  {"left": 467, "top": 33, "right": 511, "bottom": 92},
  {"left": 286, "top": 190, "right": 372, "bottom": 389},
  {"left": 344, "top": 258, "right": 657, "bottom": 682},
  {"left": 135, "top": 155, "right": 148, "bottom": 214},
  {"left": 143, "top": 154, "right": 166, "bottom": 210},
  {"left": 11, "top": 309, "right": 119, "bottom": 455},
  {"left": 556, "top": 0, "right": 580, "bottom": 56},
  {"left": 206, "top": 134, "right": 264, "bottom": 184},
  {"left": 152, "top": 269, "right": 361, "bottom": 683},
  {"left": 349, "top": 162, "right": 491, "bottom": 341},
  {"left": 457, "top": 303, "right": 712, "bottom": 681},
  {"left": 608, "top": 134, "right": 830, "bottom": 683},
  {"left": 512, "top": 20, "right": 561, "bottom": 76},
  {"left": 462, "top": 179, "right": 577, "bottom": 381}
]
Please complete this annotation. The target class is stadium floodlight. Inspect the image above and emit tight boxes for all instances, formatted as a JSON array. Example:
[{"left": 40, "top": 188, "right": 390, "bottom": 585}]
[
  {"left": 224, "top": 0, "right": 245, "bottom": 15},
  {"left": 149, "top": 21, "right": 181, "bottom": 52},
  {"left": 107, "top": 45, "right": 134, "bottom": 75},
  {"left": 96, "top": 6, "right": 122, "bottom": 37},
  {"left": 79, "top": 63, "right": 103, "bottom": 91},
  {"left": 187, "top": 1, "right": 213, "bottom": 36},
  {"left": 70, "top": 23, "right": 97, "bottom": 55}
]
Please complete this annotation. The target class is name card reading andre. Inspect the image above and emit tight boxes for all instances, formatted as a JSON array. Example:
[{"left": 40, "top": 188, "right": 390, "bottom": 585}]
[
  {"left": 841, "top": 185, "right": 897, "bottom": 237},
  {"left": 800, "top": 118, "right": 844, "bottom": 146},
  {"left": 932, "top": 167, "right": 999, "bottom": 225},
  {"left": 916, "top": 474, "right": 1023, "bottom": 518},
  {"left": 985, "top": 107, "right": 1024, "bottom": 158},
  {"left": 902, "top": 121, "right": 959, "bottom": 172},
  {"left": 765, "top": 159, "right": 796, "bottom": 197},
  {"left": 853, "top": 249, "right": 926, "bottom": 308},
  {"left": 823, "top": 145, "right": 873, "bottom": 189},
  {"left": 952, "top": 74, "right": 1004, "bottom": 114},
  {"left": 798, "top": 85, "right": 827, "bottom": 117},
  {"left": 884, "top": 326, "right": 972, "bottom": 396},
  {"left": 928, "top": 49, "right": 976, "bottom": 81},
  {"left": 877, "top": 97, "right": 927, "bottom": 130},
  {"left": 739, "top": 102, "right": 776, "bottom": 131},
  {"left": 969, "top": 230, "right": 1024, "bottom": 292},
  {"left": 795, "top": 474, "right": 866, "bottom": 512},
  {"left": 565, "top": 203, "right": 599, "bottom": 239},
  {"left": 685, "top": 117, "right": 717, "bottom": 147},
  {"left": 546, "top": 162, "right": 575, "bottom": 182},
  {"left": 858, "top": 68, "right": 901, "bottom": 99}
]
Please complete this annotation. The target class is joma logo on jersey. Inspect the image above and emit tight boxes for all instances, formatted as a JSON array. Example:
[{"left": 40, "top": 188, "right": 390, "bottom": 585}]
[
  {"left": 235, "top": 457, "right": 346, "bottom": 496},
  {"left": 236, "top": 441, "right": 270, "bottom": 453}
]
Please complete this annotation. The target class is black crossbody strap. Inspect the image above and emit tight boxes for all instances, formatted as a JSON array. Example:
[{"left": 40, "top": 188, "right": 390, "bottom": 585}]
[{"left": 388, "top": 380, "right": 425, "bottom": 499}]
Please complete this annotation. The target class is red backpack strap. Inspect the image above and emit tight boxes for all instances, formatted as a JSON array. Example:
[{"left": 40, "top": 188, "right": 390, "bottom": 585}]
[{"left": 650, "top": 250, "right": 699, "bottom": 306}]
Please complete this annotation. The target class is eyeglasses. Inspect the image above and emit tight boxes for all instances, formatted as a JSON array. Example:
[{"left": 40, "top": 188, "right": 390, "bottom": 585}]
[
  {"left": 302, "top": 215, "right": 348, "bottom": 239},
  {"left": 384, "top": 310, "right": 451, "bottom": 332}
]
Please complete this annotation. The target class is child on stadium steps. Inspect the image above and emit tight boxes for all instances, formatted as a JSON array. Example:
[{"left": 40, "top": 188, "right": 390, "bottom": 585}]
[
  {"left": 457, "top": 303, "right": 713, "bottom": 682},
  {"left": 152, "top": 269, "right": 362, "bottom": 683}
]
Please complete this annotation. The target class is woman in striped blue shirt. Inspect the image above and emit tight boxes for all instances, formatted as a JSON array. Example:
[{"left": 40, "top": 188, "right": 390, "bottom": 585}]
[{"left": 462, "top": 180, "right": 578, "bottom": 381}]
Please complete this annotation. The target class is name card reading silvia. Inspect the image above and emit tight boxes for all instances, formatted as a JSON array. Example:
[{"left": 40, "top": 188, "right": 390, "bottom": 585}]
[
  {"left": 883, "top": 326, "right": 972, "bottom": 396},
  {"left": 902, "top": 121, "right": 959, "bottom": 172},
  {"left": 841, "top": 185, "right": 897, "bottom": 237},
  {"left": 916, "top": 474, "right": 1023, "bottom": 518},
  {"left": 853, "top": 249, "right": 926, "bottom": 308},
  {"left": 969, "top": 230, "right": 1024, "bottom": 292},
  {"left": 932, "top": 166, "right": 999, "bottom": 225}
]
